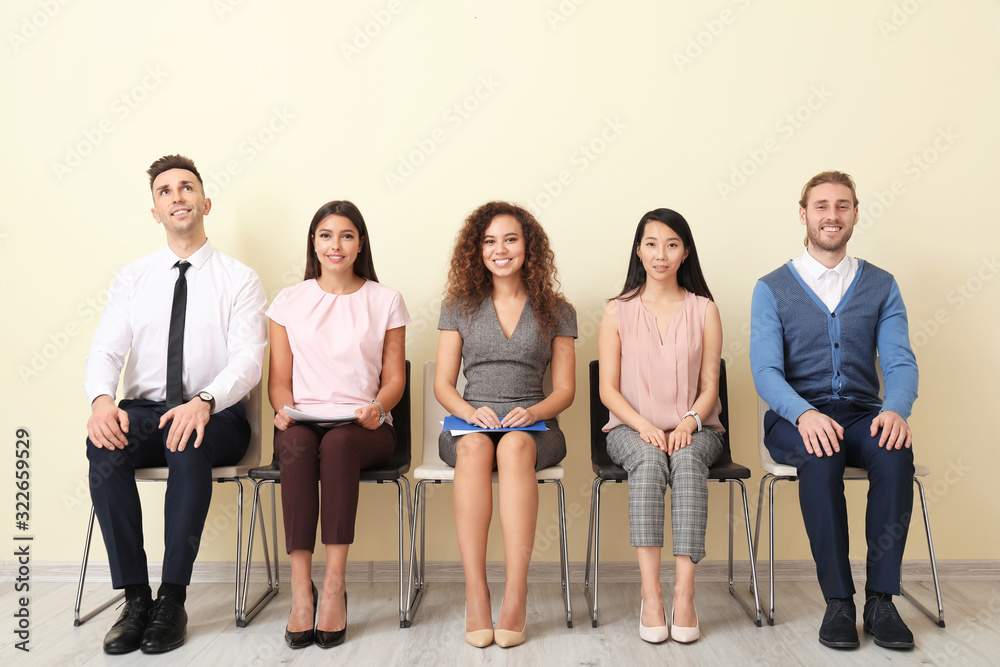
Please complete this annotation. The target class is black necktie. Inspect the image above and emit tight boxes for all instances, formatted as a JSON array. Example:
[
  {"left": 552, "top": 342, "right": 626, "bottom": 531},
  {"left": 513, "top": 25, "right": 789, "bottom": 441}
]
[{"left": 166, "top": 261, "right": 190, "bottom": 409}]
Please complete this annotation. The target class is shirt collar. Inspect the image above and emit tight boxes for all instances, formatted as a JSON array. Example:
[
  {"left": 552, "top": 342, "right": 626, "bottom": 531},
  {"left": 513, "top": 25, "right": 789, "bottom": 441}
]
[
  {"left": 798, "top": 248, "right": 852, "bottom": 281},
  {"left": 162, "top": 239, "right": 214, "bottom": 271}
]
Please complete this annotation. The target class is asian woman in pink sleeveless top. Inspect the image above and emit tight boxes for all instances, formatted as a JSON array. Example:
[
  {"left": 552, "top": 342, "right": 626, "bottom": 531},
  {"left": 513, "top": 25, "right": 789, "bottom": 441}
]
[{"left": 597, "top": 209, "right": 723, "bottom": 645}]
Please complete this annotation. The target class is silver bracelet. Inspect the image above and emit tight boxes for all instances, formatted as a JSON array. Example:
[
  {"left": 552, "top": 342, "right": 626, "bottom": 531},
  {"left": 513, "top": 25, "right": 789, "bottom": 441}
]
[{"left": 682, "top": 410, "right": 702, "bottom": 432}]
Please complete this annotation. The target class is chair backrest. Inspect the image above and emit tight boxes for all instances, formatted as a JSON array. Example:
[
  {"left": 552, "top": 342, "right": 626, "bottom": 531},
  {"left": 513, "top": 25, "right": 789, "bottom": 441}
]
[
  {"left": 588, "top": 360, "right": 613, "bottom": 467},
  {"left": 755, "top": 359, "right": 887, "bottom": 470},
  {"left": 234, "top": 382, "right": 264, "bottom": 469},
  {"left": 384, "top": 360, "right": 412, "bottom": 471},
  {"left": 588, "top": 359, "right": 734, "bottom": 466},
  {"left": 717, "top": 359, "right": 734, "bottom": 465},
  {"left": 421, "top": 360, "right": 454, "bottom": 467},
  {"left": 756, "top": 397, "right": 780, "bottom": 469},
  {"left": 135, "top": 383, "right": 263, "bottom": 480}
]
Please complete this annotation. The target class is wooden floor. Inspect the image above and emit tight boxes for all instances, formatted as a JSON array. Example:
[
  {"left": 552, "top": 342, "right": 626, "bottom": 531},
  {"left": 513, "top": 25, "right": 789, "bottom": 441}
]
[{"left": 3, "top": 580, "right": 997, "bottom": 665}]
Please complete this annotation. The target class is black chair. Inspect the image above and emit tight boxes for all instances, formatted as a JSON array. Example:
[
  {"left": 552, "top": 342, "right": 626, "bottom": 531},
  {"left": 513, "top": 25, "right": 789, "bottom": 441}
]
[
  {"left": 237, "top": 361, "right": 413, "bottom": 628},
  {"left": 583, "top": 359, "right": 762, "bottom": 627}
]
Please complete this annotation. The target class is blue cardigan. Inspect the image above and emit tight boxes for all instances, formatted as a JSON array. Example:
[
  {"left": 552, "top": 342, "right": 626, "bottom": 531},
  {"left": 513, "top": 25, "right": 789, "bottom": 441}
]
[{"left": 750, "top": 259, "right": 918, "bottom": 425}]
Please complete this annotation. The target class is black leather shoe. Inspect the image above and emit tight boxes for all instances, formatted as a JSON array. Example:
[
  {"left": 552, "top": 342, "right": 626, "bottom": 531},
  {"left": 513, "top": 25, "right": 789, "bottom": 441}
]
[
  {"left": 818, "top": 597, "right": 859, "bottom": 649},
  {"left": 864, "top": 594, "right": 914, "bottom": 649},
  {"left": 285, "top": 582, "right": 318, "bottom": 649},
  {"left": 140, "top": 594, "right": 188, "bottom": 654},
  {"left": 316, "top": 590, "right": 347, "bottom": 648},
  {"left": 103, "top": 596, "right": 153, "bottom": 654}
]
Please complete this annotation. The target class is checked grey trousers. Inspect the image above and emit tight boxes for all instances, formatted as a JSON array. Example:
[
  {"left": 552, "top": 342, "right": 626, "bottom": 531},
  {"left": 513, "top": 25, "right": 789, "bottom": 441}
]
[{"left": 606, "top": 424, "right": 723, "bottom": 562}]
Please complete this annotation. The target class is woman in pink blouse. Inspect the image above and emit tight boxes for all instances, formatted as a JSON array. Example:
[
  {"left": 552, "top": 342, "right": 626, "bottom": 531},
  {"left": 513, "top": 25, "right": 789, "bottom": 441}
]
[
  {"left": 267, "top": 201, "right": 410, "bottom": 649},
  {"left": 597, "top": 208, "right": 723, "bottom": 645}
]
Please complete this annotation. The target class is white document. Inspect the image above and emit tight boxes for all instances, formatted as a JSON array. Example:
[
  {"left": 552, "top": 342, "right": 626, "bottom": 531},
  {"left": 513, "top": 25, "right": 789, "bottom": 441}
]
[{"left": 285, "top": 406, "right": 356, "bottom": 426}]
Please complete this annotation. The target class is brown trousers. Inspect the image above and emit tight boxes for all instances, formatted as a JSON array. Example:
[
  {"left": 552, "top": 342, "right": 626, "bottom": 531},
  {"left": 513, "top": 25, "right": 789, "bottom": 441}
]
[{"left": 273, "top": 422, "right": 395, "bottom": 551}]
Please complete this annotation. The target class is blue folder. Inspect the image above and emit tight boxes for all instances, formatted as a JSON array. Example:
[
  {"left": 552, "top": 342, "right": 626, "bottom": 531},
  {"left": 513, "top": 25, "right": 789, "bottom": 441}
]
[{"left": 442, "top": 415, "right": 548, "bottom": 433}]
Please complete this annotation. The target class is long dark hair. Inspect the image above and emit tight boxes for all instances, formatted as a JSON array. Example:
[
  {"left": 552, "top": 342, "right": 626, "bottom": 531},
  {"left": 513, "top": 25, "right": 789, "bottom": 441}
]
[
  {"left": 303, "top": 200, "right": 379, "bottom": 282},
  {"left": 614, "top": 208, "right": 713, "bottom": 301}
]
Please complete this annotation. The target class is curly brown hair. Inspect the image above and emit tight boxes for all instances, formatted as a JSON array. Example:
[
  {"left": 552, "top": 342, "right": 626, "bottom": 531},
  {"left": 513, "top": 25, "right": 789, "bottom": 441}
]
[{"left": 443, "top": 201, "right": 572, "bottom": 337}]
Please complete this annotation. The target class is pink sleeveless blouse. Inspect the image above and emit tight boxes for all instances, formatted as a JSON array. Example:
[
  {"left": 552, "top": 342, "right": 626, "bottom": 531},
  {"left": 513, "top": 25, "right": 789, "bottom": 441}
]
[{"left": 604, "top": 290, "right": 724, "bottom": 434}]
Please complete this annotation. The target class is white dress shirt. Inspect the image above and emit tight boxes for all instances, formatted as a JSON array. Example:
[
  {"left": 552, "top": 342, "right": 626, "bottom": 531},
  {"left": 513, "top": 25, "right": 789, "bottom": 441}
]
[
  {"left": 791, "top": 249, "right": 858, "bottom": 312},
  {"left": 84, "top": 240, "right": 267, "bottom": 412}
]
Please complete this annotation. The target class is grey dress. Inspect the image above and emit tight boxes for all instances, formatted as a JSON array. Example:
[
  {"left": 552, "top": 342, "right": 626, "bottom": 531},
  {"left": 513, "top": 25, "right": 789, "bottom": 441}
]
[{"left": 438, "top": 296, "right": 577, "bottom": 470}]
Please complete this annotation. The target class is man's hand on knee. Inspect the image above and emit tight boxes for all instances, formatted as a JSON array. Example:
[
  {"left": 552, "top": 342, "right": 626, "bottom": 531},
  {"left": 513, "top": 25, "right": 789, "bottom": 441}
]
[
  {"left": 159, "top": 399, "right": 211, "bottom": 452},
  {"left": 796, "top": 409, "right": 844, "bottom": 457},
  {"left": 870, "top": 410, "right": 912, "bottom": 450},
  {"left": 87, "top": 395, "right": 130, "bottom": 449}
]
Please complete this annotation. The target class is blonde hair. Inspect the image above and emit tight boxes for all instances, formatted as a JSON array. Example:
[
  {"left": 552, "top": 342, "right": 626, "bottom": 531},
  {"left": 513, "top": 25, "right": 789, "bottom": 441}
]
[
  {"left": 799, "top": 171, "right": 859, "bottom": 246},
  {"left": 799, "top": 170, "right": 858, "bottom": 208}
]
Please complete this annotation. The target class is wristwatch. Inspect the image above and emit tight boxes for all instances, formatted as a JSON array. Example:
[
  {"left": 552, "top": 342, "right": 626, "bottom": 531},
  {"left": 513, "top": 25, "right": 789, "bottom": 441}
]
[
  {"left": 371, "top": 400, "right": 386, "bottom": 426},
  {"left": 682, "top": 410, "right": 702, "bottom": 432},
  {"left": 198, "top": 391, "right": 216, "bottom": 413}
]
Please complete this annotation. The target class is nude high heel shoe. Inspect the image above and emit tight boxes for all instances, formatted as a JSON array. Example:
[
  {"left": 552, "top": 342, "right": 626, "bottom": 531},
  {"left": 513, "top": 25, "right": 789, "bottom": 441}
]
[
  {"left": 465, "top": 604, "right": 494, "bottom": 648},
  {"left": 494, "top": 597, "right": 526, "bottom": 648},
  {"left": 639, "top": 599, "right": 670, "bottom": 643},
  {"left": 670, "top": 604, "right": 700, "bottom": 644}
]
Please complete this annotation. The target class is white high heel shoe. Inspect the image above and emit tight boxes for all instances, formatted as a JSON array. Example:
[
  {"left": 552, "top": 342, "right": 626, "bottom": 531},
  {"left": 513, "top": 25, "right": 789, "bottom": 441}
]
[
  {"left": 638, "top": 600, "right": 670, "bottom": 643},
  {"left": 670, "top": 604, "right": 700, "bottom": 643}
]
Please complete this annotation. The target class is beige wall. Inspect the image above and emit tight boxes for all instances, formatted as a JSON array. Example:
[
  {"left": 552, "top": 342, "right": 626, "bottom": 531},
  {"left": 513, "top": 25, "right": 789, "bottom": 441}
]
[{"left": 3, "top": 1, "right": 997, "bottom": 571}]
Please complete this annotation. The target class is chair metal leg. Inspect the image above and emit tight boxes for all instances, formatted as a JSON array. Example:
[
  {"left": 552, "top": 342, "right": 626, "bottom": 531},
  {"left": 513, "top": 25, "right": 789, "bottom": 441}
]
[
  {"left": 404, "top": 476, "right": 573, "bottom": 630},
  {"left": 726, "top": 480, "right": 762, "bottom": 626},
  {"left": 752, "top": 474, "right": 771, "bottom": 565},
  {"left": 545, "top": 479, "right": 573, "bottom": 628},
  {"left": 401, "top": 475, "right": 414, "bottom": 540},
  {"left": 386, "top": 478, "right": 407, "bottom": 628},
  {"left": 766, "top": 475, "right": 789, "bottom": 625},
  {"left": 900, "top": 477, "right": 946, "bottom": 627},
  {"left": 73, "top": 505, "right": 124, "bottom": 626},
  {"left": 399, "top": 476, "right": 414, "bottom": 626},
  {"left": 752, "top": 473, "right": 775, "bottom": 625},
  {"left": 419, "top": 482, "right": 428, "bottom": 587},
  {"left": 404, "top": 479, "right": 430, "bottom": 627},
  {"left": 237, "top": 479, "right": 278, "bottom": 627},
  {"left": 583, "top": 477, "right": 605, "bottom": 627},
  {"left": 215, "top": 477, "right": 245, "bottom": 622}
]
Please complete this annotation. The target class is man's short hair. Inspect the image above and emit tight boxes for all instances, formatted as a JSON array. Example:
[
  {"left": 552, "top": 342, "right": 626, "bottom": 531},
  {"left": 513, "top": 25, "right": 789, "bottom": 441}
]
[
  {"left": 798, "top": 170, "right": 859, "bottom": 208},
  {"left": 147, "top": 155, "right": 203, "bottom": 190}
]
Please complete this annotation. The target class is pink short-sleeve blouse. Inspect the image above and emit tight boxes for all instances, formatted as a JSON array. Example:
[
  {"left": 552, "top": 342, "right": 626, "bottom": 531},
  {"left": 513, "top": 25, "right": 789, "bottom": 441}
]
[{"left": 266, "top": 279, "right": 410, "bottom": 424}]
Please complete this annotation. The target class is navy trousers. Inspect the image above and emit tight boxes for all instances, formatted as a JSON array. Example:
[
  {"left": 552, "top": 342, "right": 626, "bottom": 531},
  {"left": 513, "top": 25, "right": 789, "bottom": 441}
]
[
  {"left": 87, "top": 399, "right": 249, "bottom": 588},
  {"left": 764, "top": 400, "right": 914, "bottom": 599}
]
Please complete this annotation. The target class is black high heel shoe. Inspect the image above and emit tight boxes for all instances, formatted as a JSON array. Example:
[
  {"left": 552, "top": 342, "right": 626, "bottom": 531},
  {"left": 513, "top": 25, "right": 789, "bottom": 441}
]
[
  {"left": 284, "top": 582, "right": 318, "bottom": 649},
  {"left": 315, "top": 590, "right": 347, "bottom": 648}
]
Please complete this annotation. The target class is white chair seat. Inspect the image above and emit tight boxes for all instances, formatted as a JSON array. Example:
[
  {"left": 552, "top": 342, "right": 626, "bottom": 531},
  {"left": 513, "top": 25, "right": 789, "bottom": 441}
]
[
  {"left": 761, "top": 461, "right": 931, "bottom": 479},
  {"left": 413, "top": 462, "right": 565, "bottom": 482}
]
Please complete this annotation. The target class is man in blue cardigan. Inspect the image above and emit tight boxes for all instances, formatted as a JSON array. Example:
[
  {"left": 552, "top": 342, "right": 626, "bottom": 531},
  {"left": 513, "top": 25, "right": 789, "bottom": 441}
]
[{"left": 750, "top": 171, "right": 918, "bottom": 651}]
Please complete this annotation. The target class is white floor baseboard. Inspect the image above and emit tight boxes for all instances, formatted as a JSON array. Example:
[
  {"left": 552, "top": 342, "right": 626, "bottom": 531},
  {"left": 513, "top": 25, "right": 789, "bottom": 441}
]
[{"left": 4, "top": 559, "right": 996, "bottom": 585}]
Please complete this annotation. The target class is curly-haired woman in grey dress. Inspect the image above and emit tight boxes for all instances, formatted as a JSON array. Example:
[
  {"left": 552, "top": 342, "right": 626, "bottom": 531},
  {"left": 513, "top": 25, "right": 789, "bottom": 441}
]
[{"left": 435, "top": 201, "right": 576, "bottom": 648}]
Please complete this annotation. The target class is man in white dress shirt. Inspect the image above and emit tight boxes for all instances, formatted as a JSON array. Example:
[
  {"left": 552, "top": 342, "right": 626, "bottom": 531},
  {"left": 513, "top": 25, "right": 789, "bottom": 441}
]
[{"left": 84, "top": 155, "right": 266, "bottom": 654}]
